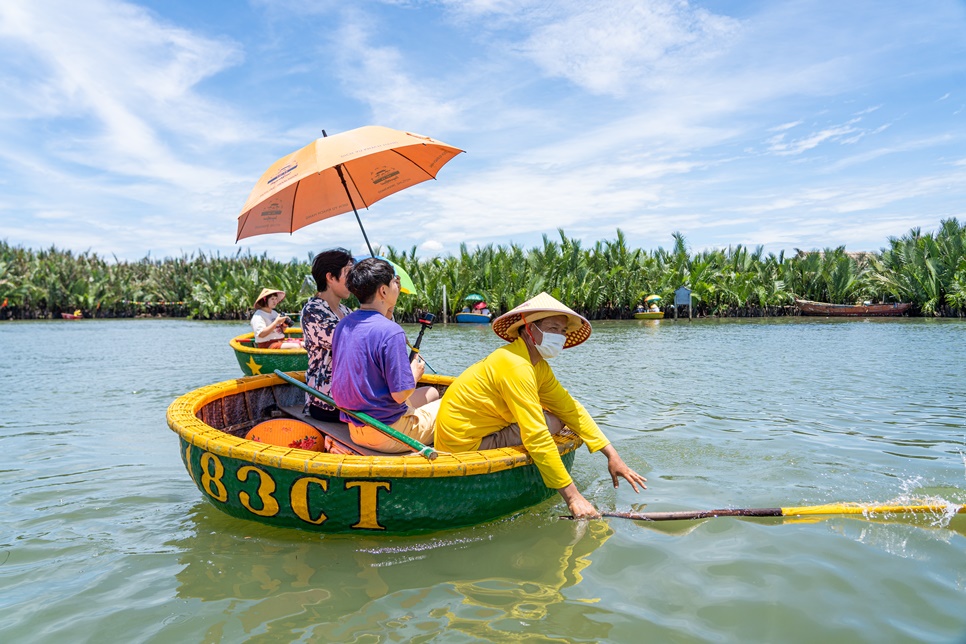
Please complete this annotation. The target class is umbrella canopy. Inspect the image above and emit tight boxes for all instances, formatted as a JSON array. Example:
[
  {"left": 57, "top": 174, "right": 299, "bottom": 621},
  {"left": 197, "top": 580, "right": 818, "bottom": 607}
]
[
  {"left": 463, "top": 293, "right": 485, "bottom": 302},
  {"left": 354, "top": 255, "right": 417, "bottom": 295},
  {"left": 236, "top": 126, "right": 463, "bottom": 254},
  {"left": 645, "top": 294, "right": 662, "bottom": 302}
]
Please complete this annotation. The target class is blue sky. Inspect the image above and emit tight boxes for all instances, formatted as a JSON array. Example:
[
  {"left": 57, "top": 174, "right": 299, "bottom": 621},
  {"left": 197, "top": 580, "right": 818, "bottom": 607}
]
[{"left": 0, "top": 0, "right": 964, "bottom": 262}]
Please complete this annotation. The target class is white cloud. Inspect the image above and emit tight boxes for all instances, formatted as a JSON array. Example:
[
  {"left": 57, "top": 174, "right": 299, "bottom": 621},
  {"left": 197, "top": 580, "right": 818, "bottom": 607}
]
[
  {"left": 2, "top": 0, "right": 966, "bottom": 263},
  {"left": 419, "top": 239, "right": 444, "bottom": 255},
  {"left": 0, "top": 0, "right": 256, "bottom": 195},
  {"left": 520, "top": 2, "right": 740, "bottom": 96},
  {"left": 768, "top": 123, "right": 861, "bottom": 156},
  {"left": 330, "top": 13, "right": 465, "bottom": 133}
]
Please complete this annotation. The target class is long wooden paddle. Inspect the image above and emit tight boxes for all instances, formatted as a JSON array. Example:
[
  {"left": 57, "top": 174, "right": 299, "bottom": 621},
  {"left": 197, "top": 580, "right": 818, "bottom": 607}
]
[
  {"left": 565, "top": 502, "right": 964, "bottom": 522},
  {"left": 273, "top": 369, "right": 438, "bottom": 460}
]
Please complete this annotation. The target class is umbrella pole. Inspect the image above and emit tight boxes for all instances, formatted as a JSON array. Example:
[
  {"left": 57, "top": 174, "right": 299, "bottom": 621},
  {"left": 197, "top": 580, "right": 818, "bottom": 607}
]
[
  {"left": 320, "top": 131, "right": 376, "bottom": 257},
  {"left": 334, "top": 164, "right": 375, "bottom": 257}
]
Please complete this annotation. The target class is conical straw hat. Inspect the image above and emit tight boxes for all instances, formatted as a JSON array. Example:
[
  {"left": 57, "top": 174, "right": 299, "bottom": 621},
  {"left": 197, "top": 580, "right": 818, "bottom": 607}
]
[
  {"left": 252, "top": 287, "right": 285, "bottom": 309},
  {"left": 492, "top": 292, "right": 591, "bottom": 349}
]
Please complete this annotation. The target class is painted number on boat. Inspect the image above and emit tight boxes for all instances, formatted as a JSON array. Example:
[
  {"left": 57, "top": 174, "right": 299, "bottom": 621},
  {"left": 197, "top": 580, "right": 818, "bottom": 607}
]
[{"left": 184, "top": 446, "right": 391, "bottom": 530}]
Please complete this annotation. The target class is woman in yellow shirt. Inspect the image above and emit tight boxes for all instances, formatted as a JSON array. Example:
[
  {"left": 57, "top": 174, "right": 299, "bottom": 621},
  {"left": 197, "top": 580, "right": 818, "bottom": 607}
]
[{"left": 435, "top": 292, "right": 647, "bottom": 519}]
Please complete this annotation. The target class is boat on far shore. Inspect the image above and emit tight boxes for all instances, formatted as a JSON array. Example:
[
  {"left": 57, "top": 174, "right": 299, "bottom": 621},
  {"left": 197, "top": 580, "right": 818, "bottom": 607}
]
[
  {"left": 455, "top": 311, "right": 492, "bottom": 324},
  {"left": 456, "top": 293, "right": 492, "bottom": 324},
  {"left": 794, "top": 298, "right": 912, "bottom": 317},
  {"left": 633, "top": 294, "right": 664, "bottom": 319}
]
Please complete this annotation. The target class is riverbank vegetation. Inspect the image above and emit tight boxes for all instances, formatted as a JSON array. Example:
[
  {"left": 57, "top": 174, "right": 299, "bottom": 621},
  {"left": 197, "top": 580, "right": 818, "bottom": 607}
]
[{"left": 2, "top": 218, "right": 964, "bottom": 321}]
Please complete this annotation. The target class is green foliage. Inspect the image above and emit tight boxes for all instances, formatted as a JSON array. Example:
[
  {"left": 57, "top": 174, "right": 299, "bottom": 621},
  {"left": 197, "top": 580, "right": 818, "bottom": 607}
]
[
  {"left": 871, "top": 218, "right": 966, "bottom": 315},
  {"left": 2, "top": 219, "right": 965, "bottom": 320}
]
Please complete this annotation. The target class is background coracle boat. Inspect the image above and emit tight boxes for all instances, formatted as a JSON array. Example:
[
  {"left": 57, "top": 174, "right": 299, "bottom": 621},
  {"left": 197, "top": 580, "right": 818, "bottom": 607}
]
[
  {"left": 230, "top": 328, "right": 307, "bottom": 376},
  {"left": 795, "top": 298, "right": 912, "bottom": 317},
  {"left": 166, "top": 371, "right": 582, "bottom": 534},
  {"left": 456, "top": 293, "right": 492, "bottom": 324},
  {"left": 455, "top": 311, "right": 492, "bottom": 324},
  {"left": 634, "top": 294, "right": 664, "bottom": 319}
]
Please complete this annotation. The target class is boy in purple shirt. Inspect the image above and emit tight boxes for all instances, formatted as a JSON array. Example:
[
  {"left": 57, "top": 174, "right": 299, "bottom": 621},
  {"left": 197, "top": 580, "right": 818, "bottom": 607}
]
[{"left": 330, "top": 258, "right": 440, "bottom": 453}]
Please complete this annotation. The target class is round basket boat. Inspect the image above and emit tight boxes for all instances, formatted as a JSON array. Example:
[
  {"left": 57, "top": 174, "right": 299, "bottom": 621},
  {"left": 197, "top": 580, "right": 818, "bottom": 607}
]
[
  {"left": 166, "top": 372, "right": 582, "bottom": 534},
  {"left": 230, "top": 328, "right": 307, "bottom": 376}
]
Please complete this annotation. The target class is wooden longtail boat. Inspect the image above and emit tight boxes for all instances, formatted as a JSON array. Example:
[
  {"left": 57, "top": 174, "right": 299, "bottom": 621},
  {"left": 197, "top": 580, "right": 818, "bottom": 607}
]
[
  {"left": 795, "top": 299, "right": 912, "bottom": 317},
  {"left": 165, "top": 372, "right": 582, "bottom": 534},
  {"left": 230, "top": 329, "right": 307, "bottom": 376},
  {"left": 633, "top": 311, "right": 664, "bottom": 320}
]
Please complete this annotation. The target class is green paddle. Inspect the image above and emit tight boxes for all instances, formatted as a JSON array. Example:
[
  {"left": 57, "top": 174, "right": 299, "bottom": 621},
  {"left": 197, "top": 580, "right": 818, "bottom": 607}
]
[{"left": 273, "top": 369, "right": 438, "bottom": 460}]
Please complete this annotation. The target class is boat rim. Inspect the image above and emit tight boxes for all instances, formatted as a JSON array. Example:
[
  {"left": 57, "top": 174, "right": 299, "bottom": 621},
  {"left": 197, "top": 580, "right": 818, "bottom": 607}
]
[
  {"left": 230, "top": 329, "right": 307, "bottom": 355},
  {"left": 166, "top": 371, "right": 581, "bottom": 479}
]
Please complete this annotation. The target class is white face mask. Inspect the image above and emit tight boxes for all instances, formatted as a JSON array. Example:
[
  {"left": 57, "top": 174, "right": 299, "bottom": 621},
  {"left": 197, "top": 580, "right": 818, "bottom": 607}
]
[{"left": 534, "top": 331, "right": 566, "bottom": 359}]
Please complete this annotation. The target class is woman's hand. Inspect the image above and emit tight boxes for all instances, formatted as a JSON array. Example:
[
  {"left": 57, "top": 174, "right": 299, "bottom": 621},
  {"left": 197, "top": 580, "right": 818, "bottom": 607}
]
[{"left": 410, "top": 355, "right": 426, "bottom": 381}]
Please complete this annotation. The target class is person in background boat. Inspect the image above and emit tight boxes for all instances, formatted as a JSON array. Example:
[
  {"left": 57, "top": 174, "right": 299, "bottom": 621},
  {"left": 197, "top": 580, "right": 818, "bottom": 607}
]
[
  {"left": 649, "top": 301, "right": 660, "bottom": 312},
  {"left": 434, "top": 292, "right": 647, "bottom": 519},
  {"left": 300, "top": 248, "right": 354, "bottom": 423},
  {"left": 251, "top": 288, "right": 303, "bottom": 349},
  {"left": 330, "top": 258, "right": 440, "bottom": 453}
]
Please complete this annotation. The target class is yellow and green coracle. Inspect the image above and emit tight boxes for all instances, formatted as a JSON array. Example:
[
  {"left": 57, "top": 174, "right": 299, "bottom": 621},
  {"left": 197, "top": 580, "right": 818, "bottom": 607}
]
[
  {"left": 229, "top": 329, "right": 308, "bottom": 376},
  {"left": 166, "top": 372, "right": 581, "bottom": 534}
]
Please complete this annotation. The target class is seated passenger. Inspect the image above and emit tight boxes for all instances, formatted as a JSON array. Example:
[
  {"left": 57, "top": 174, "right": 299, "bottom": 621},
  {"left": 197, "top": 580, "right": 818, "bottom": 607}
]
[
  {"left": 330, "top": 258, "right": 440, "bottom": 453},
  {"left": 251, "top": 288, "right": 302, "bottom": 349},
  {"left": 434, "top": 292, "right": 647, "bottom": 518},
  {"left": 301, "top": 248, "right": 354, "bottom": 422}
]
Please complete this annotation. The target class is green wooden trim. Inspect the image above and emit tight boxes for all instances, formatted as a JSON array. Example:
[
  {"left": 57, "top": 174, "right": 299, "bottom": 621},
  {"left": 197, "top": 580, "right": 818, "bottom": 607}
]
[{"left": 274, "top": 370, "right": 438, "bottom": 460}]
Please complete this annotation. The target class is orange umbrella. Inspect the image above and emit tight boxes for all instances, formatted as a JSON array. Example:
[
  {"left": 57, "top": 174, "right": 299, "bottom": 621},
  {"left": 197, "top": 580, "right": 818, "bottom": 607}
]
[{"left": 236, "top": 125, "right": 463, "bottom": 255}]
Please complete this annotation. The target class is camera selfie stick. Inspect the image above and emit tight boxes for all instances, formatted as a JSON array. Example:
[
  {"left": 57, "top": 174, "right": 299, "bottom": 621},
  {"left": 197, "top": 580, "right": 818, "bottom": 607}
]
[{"left": 408, "top": 312, "right": 435, "bottom": 363}]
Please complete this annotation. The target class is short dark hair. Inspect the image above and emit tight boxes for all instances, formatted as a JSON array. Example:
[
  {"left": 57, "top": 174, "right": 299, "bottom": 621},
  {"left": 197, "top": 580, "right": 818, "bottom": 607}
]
[
  {"left": 347, "top": 258, "right": 395, "bottom": 303},
  {"left": 311, "top": 248, "right": 353, "bottom": 292}
]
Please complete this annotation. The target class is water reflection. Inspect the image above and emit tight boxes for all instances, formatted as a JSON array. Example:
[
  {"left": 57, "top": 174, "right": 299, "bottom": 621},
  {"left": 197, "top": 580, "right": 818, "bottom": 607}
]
[{"left": 171, "top": 501, "right": 613, "bottom": 640}]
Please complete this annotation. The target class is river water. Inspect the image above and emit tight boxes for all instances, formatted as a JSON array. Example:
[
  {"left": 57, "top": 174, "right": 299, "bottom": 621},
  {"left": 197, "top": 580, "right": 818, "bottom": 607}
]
[{"left": 1, "top": 317, "right": 964, "bottom": 642}]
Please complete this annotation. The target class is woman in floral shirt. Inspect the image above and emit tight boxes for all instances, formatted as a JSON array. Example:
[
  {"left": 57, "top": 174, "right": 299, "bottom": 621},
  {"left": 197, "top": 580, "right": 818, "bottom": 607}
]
[{"left": 300, "top": 248, "right": 354, "bottom": 421}]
